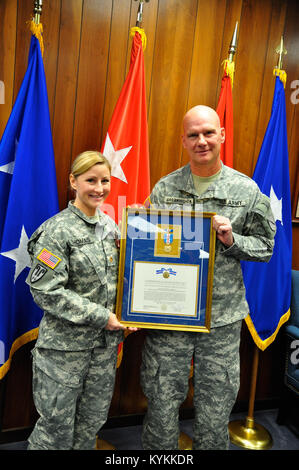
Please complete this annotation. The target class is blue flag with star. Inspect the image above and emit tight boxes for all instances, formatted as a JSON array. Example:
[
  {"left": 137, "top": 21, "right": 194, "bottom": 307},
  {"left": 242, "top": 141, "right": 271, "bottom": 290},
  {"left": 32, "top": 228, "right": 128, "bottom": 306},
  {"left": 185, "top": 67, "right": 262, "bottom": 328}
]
[
  {"left": 0, "top": 34, "right": 59, "bottom": 378},
  {"left": 242, "top": 74, "right": 292, "bottom": 350}
]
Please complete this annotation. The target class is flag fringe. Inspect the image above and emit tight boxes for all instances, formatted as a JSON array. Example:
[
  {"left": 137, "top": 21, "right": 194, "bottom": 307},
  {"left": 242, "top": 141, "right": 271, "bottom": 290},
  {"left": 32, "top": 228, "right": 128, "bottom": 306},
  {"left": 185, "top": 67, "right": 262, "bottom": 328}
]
[
  {"left": 29, "top": 19, "right": 44, "bottom": 57},
  {"left": 245, "top": 308, "right": 290, "bottom": 351},
  {"left": 116, "top": 343, "right": 123, "bottom": 368},
  {"left": 130, "top": 27, "right": 147, "bottom": 51},
  {"left": 0, "top": 328, "right": 127, "bottom": 375},
  {"left": 273, "top": 68, "right": 287, "bottom": 88},
  {"left": 223, "top": 59, "right": 235, "bottom": 88},
  {"left": 0, "top": 328, "right": 39, "bottom": 380},
  {"left": 143, "top": 195, "right": 151, "bottom": 208},
  {"left": 116, "top": 329, "right": 133, "bottom": 368}
]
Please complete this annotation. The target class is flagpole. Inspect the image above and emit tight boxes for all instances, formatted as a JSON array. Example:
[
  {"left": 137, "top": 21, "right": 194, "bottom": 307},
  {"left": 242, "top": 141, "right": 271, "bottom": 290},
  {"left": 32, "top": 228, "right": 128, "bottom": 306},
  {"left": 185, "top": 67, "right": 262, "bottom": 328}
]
[
  {"left": 228, "top": 345, "right": 273, "bottom": 449},
  {"left": 134, "top": 0, "right": 150, "bottom": 27},
  {"left": 228, "top": 39, "right": 288, "bottom": 450}
]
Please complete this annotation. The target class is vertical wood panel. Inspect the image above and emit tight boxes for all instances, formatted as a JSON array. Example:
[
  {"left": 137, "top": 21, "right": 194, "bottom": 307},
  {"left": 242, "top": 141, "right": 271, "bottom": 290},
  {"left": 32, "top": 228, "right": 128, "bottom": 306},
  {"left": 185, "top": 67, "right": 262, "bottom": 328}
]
[
  {"left": 101, "top": 0, "right": 132, "bottom": 141},
  {"left": 148, "top": 0, "right": 198, "bottom": 186},
  {"left": 72, "top": 0, "right": 113, "bottom": 157},
  {"left": 51, "top": 0, "right": 83, "bottom": 210},
  {"left": 278, "top": 0, "right": 299, "bottom": 277},
  {"left": 0, "top": 0, "right": 17, "bottom": 137},
  {"left": 289, "top": 106, "right": 299, "bottom": 211},
  {"left": 292, "top": 227, "right": 299, "bottom": 270},
  {"left": 40, "top": 0, "right": 61, "bottom": 126},
  {"left": 187, "top": 0, "right": 227, "bottom": 109},
  {"left": 117, "top": 331, "right": 148, "bottom": 415},
  {"left": 283, "top": 0, "right": 299, "bottom": 203},
  {"left": 252, "top": 0, "right": 287, "bottom": 170},
  {"left": 12, "top": 0, "right": 33, "bottom": 104},
  {"left": 233, "top": 0, "right": 273, "bottom": 176},
  {"left": 1, "top": 343, "right": 38, "bottom": 429}
]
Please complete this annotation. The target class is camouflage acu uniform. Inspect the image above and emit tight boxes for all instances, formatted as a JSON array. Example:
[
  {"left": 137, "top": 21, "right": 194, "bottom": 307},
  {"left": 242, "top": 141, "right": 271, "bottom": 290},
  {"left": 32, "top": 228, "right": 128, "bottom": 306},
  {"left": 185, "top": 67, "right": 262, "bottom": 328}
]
[
  {"left": 141, "top": 163, "right": 276, "bottom": 450},
  {"left": 26, "top": 202, "right": 123, "bottom": 450}
]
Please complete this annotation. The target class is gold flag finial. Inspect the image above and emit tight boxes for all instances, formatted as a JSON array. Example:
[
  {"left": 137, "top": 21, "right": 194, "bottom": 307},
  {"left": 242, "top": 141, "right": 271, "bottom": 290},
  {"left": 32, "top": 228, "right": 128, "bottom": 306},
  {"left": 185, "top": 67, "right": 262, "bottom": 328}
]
[
  {"left": 222, "top": 22, "right": 238, "bottom": 88},
  {"left": 273, "top": 36, "right": 287, "bottom": 87},
  {"left": 275, "top": 36, "right": 287, "bottom": 70},
  {"left": 33, "top": 0, "right": 43, "bottom": 25}
]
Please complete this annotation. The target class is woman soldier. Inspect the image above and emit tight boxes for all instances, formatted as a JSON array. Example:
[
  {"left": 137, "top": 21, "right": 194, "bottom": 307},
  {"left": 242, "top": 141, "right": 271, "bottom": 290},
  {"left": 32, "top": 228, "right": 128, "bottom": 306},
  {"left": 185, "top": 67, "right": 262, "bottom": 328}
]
[{"left": 26, "top": 150, "right": 134, "bottom": 450}]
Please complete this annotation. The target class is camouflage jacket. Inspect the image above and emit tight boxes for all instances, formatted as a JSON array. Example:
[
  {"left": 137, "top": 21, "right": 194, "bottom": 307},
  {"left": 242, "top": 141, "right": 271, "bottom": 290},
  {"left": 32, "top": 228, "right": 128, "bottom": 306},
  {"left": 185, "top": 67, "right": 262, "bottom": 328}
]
[
  {"left": 26, "top": 202, "right": 123, "bottom": 350},
  {"left": 150, "top": 163, "right": 276, "bottom": 327}
]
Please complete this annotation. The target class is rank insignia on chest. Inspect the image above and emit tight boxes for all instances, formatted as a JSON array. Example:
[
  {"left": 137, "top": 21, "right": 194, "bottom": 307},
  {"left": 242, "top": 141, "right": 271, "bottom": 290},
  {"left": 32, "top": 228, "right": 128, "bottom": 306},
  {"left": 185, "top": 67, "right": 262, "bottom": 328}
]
[{"left": 37, "top": 248, "right": 61, "bottom": 269}]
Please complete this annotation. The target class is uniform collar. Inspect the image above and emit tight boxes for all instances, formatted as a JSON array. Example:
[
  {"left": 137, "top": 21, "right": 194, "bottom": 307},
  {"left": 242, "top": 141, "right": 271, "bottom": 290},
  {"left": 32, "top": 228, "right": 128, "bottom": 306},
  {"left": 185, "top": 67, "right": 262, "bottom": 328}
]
[
  {"left": 68, "top": 201, "right": 100, "bottom": 225},
  {"left": 180, "top": 163, "right": 233, "bottom": 200},
  {"left": 68, "top": 201, "right": 118, "bottom": 239}
]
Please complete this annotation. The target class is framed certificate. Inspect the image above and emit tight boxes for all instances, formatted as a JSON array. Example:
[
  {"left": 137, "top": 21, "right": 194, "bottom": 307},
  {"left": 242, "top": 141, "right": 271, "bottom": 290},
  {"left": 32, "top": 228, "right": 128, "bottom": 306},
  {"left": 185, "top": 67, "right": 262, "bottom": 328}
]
[{"left": 116, "top": 208, "right": 216, "bottom": 332}]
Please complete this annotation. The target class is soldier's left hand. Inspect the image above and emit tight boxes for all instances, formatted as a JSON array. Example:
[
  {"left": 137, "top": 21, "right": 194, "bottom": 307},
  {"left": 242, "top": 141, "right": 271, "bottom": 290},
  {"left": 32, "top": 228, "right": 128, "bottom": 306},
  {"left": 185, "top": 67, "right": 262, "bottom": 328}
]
[
  {"left": 105, "top": 313, "right": 127, "bottom": 331},
  {"left": 212, "top": 215, "right": 234, "bottom": 247}
]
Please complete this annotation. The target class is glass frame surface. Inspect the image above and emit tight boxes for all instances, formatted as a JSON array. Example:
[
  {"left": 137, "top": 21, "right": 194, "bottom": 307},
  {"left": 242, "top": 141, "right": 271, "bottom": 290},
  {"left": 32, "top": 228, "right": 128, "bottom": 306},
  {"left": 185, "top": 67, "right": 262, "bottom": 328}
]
[{"left": 116, "top": 208, "right": 216, "bottom": 332}]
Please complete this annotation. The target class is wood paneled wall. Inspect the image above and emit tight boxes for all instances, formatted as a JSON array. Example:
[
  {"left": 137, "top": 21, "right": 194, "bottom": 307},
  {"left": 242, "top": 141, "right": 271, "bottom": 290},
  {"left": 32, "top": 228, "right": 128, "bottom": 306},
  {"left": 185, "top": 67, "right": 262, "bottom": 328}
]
[{"left": 0, "top": 0, "right": 298, "bottom": 431}]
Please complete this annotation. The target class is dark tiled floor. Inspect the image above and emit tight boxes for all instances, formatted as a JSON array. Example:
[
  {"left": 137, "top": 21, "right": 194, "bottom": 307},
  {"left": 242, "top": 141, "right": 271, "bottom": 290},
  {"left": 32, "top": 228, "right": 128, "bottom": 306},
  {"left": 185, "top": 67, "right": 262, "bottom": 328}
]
[
  {"left": 0, "top": 409, "right": 298, "bottom": 451},
  {"left": 99, "top": 409, "right": 299, "bottom": 451}
]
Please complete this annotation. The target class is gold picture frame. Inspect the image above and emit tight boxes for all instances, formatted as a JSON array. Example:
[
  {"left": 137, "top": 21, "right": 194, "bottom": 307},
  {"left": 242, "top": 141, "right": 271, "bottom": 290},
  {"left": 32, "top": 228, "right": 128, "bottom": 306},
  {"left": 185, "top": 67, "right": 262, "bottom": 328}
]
[{"left": 116, "top": 208, "right": 216, "bottom": 332}]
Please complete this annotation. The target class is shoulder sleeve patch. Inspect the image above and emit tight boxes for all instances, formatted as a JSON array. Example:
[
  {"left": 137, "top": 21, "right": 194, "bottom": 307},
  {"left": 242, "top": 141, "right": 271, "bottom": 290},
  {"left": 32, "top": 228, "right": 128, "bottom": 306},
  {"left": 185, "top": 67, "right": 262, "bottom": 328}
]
[
  {"left": 37, "top": 248, "right": 61, "bottom": 269},
  {"left": 30, "top": 264, "right": 48, "bottom": 283}
]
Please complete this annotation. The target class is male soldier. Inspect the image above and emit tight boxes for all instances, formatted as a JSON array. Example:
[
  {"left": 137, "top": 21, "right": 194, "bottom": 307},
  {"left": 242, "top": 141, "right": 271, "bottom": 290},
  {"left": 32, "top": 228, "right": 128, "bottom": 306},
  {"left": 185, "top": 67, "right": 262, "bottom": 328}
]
[{"left": 140, "top": 105, "right": 276, "bottom": 450}]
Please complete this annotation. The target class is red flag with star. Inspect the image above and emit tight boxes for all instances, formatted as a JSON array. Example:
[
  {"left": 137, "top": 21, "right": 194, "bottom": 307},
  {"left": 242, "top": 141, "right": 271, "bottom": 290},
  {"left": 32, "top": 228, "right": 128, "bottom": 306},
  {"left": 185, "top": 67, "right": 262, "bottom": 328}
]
[
  {"left": 101, "top": 28, "right": 150, "bottom": 368},
  {"left": 216, "top": 60, "right": 234, "bottom": 168},
  {"left": 101, "top": 28, "right": 150, "bottom": 223}
]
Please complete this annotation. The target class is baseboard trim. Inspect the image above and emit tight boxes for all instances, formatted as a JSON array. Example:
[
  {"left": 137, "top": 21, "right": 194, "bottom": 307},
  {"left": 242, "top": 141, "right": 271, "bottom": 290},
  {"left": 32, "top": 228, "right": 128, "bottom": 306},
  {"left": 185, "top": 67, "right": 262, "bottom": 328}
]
[{"left": 0, "top": 398, "right": 281, "bottom": 444}]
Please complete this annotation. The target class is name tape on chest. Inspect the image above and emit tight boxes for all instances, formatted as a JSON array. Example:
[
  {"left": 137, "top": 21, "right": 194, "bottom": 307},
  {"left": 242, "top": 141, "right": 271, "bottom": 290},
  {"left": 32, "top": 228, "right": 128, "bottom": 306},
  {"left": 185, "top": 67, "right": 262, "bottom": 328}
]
[
  {"left": 164, "top": 196, "right": 194, "bottom": 205},
  {"left": 37, "top": 248, "right": 61, "bottom": 269}
]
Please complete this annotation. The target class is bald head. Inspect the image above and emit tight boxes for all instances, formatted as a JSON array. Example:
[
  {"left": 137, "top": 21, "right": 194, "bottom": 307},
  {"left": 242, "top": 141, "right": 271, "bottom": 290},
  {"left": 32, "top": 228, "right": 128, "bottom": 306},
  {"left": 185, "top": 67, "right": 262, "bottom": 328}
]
[{"left": 183, "top": 105, "right": 221, "bottom": 132}]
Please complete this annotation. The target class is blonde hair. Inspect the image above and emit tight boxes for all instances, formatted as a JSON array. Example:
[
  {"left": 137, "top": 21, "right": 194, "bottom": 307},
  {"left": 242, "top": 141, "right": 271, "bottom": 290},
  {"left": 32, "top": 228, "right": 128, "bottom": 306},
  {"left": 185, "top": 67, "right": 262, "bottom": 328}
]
[{"left": 71, "top": 150, "right": 111, "bottom": 177}]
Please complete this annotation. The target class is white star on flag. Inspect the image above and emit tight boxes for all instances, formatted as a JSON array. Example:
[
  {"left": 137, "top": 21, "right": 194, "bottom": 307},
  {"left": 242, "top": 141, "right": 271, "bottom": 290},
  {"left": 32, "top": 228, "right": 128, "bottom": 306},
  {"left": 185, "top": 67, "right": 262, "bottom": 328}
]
[
  {"left": 0, "top": 139, "right": 18, "bottom": 175},
  {"left": 270, "top": 185, "right": 283, "bottom": 225},
  {"left": 1, "top": 226, "right": 31, "bottom": 282},
  {"left": 0, "top": 161, "right": 15, "bottom": 175},
  {"left": 103, "top": 132, "right": 132, "bottom": 184}
]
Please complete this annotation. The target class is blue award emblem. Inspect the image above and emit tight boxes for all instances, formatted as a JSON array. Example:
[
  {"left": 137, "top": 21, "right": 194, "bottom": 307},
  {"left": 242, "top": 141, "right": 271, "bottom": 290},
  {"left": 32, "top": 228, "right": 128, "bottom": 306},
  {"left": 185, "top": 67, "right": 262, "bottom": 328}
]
[{"left": 163, "top": 228, "right": 173, "bottom": 252}]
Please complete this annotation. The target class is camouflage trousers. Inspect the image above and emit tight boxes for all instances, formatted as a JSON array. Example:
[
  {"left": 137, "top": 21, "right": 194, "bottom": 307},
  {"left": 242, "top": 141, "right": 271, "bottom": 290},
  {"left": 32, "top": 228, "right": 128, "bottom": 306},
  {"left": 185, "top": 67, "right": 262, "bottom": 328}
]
[
  {"left": 28, "top": 344, "right": 118, "bottom": 450},
  {"left": 141, "top": 320, "right": 242, "bottom": 450}
]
